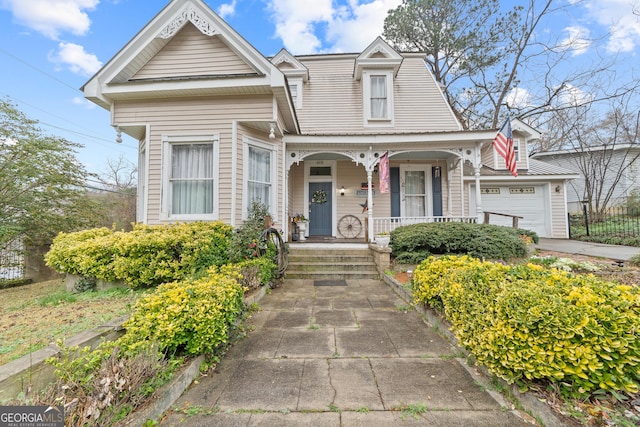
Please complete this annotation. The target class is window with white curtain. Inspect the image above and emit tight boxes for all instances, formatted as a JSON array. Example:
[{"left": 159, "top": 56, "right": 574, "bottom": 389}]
[
  {"left": 363, "top": 71, "right": 393, "bottom": 125},
  {"left": 162, "top": 135, "right": 218, "bottom": 220},
  {"left": 370, "top": 75, "right": 387, "bottom": 119},
  {"left": 243, "top": 138, "right": 276, "bottom": 218}
]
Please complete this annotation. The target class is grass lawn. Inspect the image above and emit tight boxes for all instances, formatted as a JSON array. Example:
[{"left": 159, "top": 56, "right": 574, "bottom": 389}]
[{"left": 0, "top": 278, "right": 150, "bottom": 365}]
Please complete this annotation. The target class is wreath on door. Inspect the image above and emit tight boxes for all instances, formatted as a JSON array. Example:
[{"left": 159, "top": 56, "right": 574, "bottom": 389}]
[{"left": 312, "top": 189, "right": 327, "bottom": 204}]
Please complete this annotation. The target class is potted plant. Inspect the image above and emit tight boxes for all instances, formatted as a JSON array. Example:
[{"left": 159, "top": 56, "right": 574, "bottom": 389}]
[
  {"left": 375, "top": 231, "right": 390, "bottom": 247},
  {"left": 292, "top": 214, "right": 308, "bottom": 240}
]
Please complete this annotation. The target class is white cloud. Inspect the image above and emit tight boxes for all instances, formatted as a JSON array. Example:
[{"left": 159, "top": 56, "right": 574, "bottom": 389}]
[
  {"left": 72, "top": 96, "right": 96, "bottom": 109},
  {"left": 49, "top": 42, "right": 102, "bottom": 76},
  {"left": 558, "top": 25, "right": 591, "bottom": 56},
  {"left": 218, "top": 0, "right": 237, "bottom": 19},
  {"left": 327, "top": 0, "right": 402, "bottom": 52},
  {"left": 505, "top": 87, "right": 533, "bottom": 109},
  {"left": 266, "top": 0, "right": 401, "bottom": 54},
  {"left": 267, "top": 0, "right": 334, "bottom": 54},
  {"left": 580, "top": 0, "right": 640, "bottom": 53},
  {"left": 556, "top": 84, "right": 593, "bottom": 107},
  {"left": 0, "top": 0, "right": 99, "bottom": 40}
]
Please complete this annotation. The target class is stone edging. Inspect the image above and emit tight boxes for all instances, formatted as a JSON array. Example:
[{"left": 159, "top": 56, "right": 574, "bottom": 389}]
[{"left": 0, "top": 285, "right": 268, "bottom": 410}]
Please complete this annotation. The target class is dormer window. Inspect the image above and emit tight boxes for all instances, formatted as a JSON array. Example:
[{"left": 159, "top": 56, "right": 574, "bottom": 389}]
[
  {"left": 370, "top": 75, "right": 388, "bottom": 119},
  {"left": 354, "top": 38, "right": 402, "bottom": 127},
  {"left": 288, "top": 78, "right": 303, "bottom": 109},
  {"left": 271, "top": 49, "right": 308, "bottom": 111},
  {"left": 363, "top": 71, "right": 394, "bottom": 125}
]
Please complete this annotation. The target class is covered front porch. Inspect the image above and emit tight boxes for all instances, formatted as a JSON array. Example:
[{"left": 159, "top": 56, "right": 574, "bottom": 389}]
[{"left": 282, "top": 137, "right": 485, "bottom": 243}]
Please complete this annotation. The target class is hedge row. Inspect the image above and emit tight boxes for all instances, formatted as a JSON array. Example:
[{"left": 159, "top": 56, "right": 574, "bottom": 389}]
[
  {"left": 118, "top": 264, "right": 246, "bottom": 356},
  {"left": 413, "top": 255, "right": 640, "bottom": 396},
  {"left": 45, "top": 222, "right": 234, "bottom": 288},
  {"left": 390, "top": 222, "right": 537, "bottom": 264}
]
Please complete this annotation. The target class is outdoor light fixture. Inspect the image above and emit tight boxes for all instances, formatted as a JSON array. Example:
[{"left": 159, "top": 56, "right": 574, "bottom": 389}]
[
  {"left": 555, "top": 185, "right": 561, "bottom": 193},
  {"left": 269, "top": 123, "right": 276, "bottom": 139},
  {"left": 114, "top": 126, "right": 123, "bottom": 143},
  {"left": 340, "top": 186, "right": 345, "bottom": 196}
]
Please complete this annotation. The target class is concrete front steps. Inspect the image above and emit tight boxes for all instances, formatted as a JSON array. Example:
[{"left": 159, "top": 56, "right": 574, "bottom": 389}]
[{"left": 285, "top": 244, "right": 379, "bottom": 280}]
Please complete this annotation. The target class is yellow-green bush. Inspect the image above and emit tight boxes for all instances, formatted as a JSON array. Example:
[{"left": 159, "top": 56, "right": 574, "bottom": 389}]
[
  {"left": 413, "top": 255, "right": 640, "bottom": 396},
  {"left": 45, "top": 222, "right": 234, "bottom": 288},
  {"left": 44, "top": 227, "right": 119, "bottom": 281},
  {"left": 118, "top": 264, "right": 245, "bottom": 356}
]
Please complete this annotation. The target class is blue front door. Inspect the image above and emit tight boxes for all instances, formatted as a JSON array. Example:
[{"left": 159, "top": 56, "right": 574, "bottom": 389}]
[{"left": 309, "top": 182, "right": 332, "bottom": 236}]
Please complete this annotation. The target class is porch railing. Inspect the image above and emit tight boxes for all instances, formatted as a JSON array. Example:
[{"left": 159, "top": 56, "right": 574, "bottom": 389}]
[{"left": 372, "top": 216, "right": 477, "bottom": 235}]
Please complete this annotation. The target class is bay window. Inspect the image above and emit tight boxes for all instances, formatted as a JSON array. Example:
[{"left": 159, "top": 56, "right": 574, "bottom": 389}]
[
  {"left": 162, "top": 134, "right": 219, "bottom": 220},
  {"left": 243, "top": 137, "right": 276, "bottom": 217}
]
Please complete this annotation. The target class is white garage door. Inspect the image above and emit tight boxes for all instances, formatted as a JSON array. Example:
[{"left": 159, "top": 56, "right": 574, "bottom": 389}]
[{"left": 470, "top": 185, "right": 550, "bottom": 237}]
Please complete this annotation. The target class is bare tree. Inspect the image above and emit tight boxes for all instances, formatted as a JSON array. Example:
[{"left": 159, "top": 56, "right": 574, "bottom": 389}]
[
  {"left": 542, "top": 94, "right": 640, "bottom": 217},
  {"left": 383, "top": 0, "right": 639, "bottom": 133},
  {"left": 94, "top": 155, "right": 137, "bottom": 231}
]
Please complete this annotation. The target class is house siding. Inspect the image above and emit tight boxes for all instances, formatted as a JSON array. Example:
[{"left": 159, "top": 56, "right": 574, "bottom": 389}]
[
  {"left": 536, "top": 150, "right": 639, "bottom": 211},
  {"left": 295, "top": 55, "right": 459, "bottom": 135},
  {"left": 113, "top": 96, "right": 273, "bottom": 224},
  {"left": 132, "top": 23, "right": 256, "bottom": 80},
  {"left": 482, "top": 132, "right": 529, "bottom": 173}
]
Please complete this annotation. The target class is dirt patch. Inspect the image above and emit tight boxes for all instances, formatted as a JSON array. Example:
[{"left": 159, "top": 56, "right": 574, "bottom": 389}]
[
  {"left": 393, "top": 271, "right": 411, "bottom": 284},
  {"left": 535, "top": 250, "right": 640, "bottom": 286},
  {"left": 392, "top": 252, "right": 640, "bottom": 287},
  {"left": 0, "top": 279, "right": 148, "bottom": 365}
]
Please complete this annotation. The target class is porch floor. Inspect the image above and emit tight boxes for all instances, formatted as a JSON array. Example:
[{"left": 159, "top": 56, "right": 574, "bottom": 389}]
[{"left": 290, "top": 236, "right": 367, "bottom": 247}]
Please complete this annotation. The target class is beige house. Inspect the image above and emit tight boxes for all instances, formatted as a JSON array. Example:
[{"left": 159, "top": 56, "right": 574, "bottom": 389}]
[{"left": 82, "top": 0, "right": 577, "bottom": 240}]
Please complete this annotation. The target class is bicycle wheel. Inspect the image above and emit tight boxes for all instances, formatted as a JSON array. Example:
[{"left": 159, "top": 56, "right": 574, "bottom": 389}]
[
  {"left": 337, "top": 214, "right": 362, "bottom": 238},
  {"left": 259, "top": 227, "right": 289, "bottom": 282}
]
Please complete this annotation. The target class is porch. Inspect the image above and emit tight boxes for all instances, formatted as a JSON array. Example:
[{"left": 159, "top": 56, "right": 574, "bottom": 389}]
[{"left": 289, "top": 215, "right": 478, "bottom": 243}]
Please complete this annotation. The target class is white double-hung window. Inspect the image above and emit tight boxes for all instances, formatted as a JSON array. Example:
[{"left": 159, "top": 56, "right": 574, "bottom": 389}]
[
  {"left": 363, "top": 71, "right": 394, "bottom": 125},
  {"left": 243, "top": 137, "right": 276, "bottom": 217},
  {"left": 370, "top": 75, "right": 388, "bottom": 118},
  {"left": 162, "top": 134, "right": 219, "bottom": 220}
]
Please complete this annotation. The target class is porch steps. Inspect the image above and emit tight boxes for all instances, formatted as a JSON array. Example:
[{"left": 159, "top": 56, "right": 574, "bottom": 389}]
[{"left": 285, "top": 246, "right": 379, "bottom": 280}]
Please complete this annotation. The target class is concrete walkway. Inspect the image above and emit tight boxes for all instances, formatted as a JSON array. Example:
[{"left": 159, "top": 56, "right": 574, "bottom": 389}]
[
  {"left": 159, "top": 278, "right": 536, "bottom": 426},
  {"left": 536, "top": 238, "right": 640, "bottom": 261}
]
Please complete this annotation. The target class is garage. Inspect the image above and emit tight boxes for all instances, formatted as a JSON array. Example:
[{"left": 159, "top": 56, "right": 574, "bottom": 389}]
[{"left": 469, "top": 184, "right": 551, "bottom": 238}]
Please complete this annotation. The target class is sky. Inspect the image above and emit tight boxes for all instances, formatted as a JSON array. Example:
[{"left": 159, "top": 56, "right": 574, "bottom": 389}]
[{"left": 0, "top": 0, "right": 638, "bottom": 177}]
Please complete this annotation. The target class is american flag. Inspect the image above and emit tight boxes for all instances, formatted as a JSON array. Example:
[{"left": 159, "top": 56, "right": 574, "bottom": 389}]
[{"left": 493, "top": 118, "right": 517, "bottom": 177}]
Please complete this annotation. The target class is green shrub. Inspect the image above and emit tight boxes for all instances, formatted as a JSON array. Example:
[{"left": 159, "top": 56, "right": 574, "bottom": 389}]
[
  {"left": 45, "top": 222, "right": 234, "bottom": 288},
  {"left": 111, "top": 222, "right": 233, "bottom": 288},
  {"left": 390, "top": 222, "right": 533, "bottom": 264},
  {"left": 413, "top": 255, "right": 640, "bottom": 397},
  {"left": 44, "top": 227, "right": 119, "bottom": 281},
  {"left": 229, "top": 201, "right": 272, "bottom": 263},
  {"left": 118, "top": 264, "right": 245, "bottom": 356},
  {"left": 235, "top": 257, "right": 277, "bottom": 290}
]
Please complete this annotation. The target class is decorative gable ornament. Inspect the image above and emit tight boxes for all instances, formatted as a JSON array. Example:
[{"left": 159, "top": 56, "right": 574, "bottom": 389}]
[
  {"left": 158, "top": 6, "right": 217, "bottom": 39},
  {"left": 271, "top": 49, "right": 309, "bottom": 82},
  {"left": 354, "top": 37, "right": 403, "bottom": 80}
]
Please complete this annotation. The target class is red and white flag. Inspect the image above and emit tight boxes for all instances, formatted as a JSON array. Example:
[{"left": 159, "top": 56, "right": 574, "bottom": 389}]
[{"left": 493, "top": 118, "right": 517, "bottom": 177}]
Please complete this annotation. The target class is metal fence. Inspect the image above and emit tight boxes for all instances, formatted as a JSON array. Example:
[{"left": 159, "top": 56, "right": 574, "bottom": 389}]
[
  {"left": 0, "top": 238, "right": 25, "bottom": 282},
  {"left": 568, "top": 206, "right": 640, "bottom": 240}
]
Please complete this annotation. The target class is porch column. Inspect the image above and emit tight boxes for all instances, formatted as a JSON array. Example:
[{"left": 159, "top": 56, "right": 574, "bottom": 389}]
[
  {"left": 367, "top": 169, "right": 374, "bottom": 242},
  {"left": 474, "top": 166, "right": 482, "bottom": 222},
  {"left": 462, "top": 143, "right": 484, "bottom": 222},
  {"left": 473, "top": 142, "right": 483, "bottom": 222}
]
